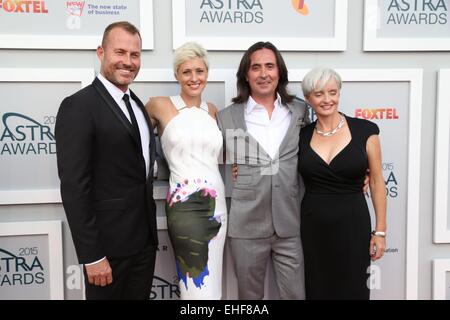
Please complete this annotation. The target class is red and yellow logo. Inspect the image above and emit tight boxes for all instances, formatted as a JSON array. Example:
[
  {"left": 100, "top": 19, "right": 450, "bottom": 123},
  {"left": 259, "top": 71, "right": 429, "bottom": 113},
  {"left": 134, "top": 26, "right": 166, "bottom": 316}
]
[
  {"left": 291, "top": 0, "right": 309, "bottom": 16},
  {"left": 355, "top": 108, "right": 399, "bottom": 120},
  {"left": 0, "top": 0, "right": 48, "bottom": 13}
]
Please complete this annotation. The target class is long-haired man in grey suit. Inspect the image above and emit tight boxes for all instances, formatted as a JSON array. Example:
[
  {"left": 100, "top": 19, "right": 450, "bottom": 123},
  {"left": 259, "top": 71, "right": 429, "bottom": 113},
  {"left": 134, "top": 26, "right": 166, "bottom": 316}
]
[{"left": 217, "top": 42, "right": 309, "bottom": 299}]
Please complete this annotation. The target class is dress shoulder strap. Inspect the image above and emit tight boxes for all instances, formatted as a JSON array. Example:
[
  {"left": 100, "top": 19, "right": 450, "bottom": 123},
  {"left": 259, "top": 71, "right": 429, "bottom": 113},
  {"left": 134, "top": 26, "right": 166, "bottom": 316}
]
[
  {"left": 169, "top": 95, "right": 185, "bottom": 111},
  {"left": 199, "top": 101, "right": 209, "bottom": 112}
]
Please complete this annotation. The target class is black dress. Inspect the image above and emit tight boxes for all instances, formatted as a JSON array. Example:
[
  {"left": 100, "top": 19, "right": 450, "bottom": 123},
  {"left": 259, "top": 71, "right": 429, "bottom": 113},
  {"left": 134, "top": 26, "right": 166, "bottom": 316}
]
[{"left": 298, "top": 114, "right": 379, "bottom": 300}]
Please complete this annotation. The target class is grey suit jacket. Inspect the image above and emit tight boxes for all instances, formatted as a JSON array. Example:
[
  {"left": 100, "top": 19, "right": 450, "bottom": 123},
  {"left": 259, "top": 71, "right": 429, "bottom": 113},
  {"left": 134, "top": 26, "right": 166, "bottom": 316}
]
[{"left": 217, "top": 99, "right": 309, "bottom": 239}]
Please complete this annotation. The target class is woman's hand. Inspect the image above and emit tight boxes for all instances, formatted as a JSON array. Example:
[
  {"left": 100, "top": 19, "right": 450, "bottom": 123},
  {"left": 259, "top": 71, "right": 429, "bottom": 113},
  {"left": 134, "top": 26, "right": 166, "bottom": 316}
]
[{"left": 369, "top": 234, "right": 386, "bottom": 261}]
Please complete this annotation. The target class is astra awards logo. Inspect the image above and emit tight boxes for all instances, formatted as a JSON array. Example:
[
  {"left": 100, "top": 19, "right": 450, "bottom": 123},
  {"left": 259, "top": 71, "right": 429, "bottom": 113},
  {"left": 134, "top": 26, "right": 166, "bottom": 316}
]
[
  {"left": 0, "top": 0, "right": 48, "bottom": 13},
  {"left": 150, "top": 275, "right": 180, "bottom": 300},
  {"left": 291, "top": 0, "right": 309, "bottom": 15},
  {"left": 383, "top": 162, "right": 398, "bottom": 199},
  {"left": 199, "top": 0, "right": 264, "bottom": 24},
  {"left": 0, "top": 112, "right": 56, "bottom": 156},
  {"left": 0, "top": 247, "right": 45, "bottom": 287},
  {"left": 386, "top": 0, "right": 448, "bottom": 25},
  {"left": 365, "top": 162, "right": 399, "bottom": 199}
]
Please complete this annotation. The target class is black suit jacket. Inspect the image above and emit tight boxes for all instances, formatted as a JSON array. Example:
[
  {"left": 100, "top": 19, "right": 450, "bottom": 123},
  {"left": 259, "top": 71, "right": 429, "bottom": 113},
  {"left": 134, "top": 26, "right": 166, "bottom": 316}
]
[{"left": 56, "top": 78, "right": 158, "bottom": 264}]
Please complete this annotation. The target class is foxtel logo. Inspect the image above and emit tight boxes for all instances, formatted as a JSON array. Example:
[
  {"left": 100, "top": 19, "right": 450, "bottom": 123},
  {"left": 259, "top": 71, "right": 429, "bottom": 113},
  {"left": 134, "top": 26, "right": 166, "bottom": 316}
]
[
  {"left": 355, "top": 108, "right": 399, "bottom": 120},
  {"left": 0, "top": 0, "right": 48, "bottom": 13}
]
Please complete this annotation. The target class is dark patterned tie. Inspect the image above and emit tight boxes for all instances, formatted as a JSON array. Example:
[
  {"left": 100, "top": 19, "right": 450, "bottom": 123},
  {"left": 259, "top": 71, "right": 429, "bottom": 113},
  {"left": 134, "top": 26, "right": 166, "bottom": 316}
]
[{"left": 123, "top": 93, "right": 142, "bottom": 148}]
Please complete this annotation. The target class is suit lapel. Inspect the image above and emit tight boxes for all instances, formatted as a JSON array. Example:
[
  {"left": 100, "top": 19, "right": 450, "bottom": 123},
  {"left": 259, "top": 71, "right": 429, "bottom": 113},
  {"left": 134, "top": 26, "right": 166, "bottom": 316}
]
[
  {"left": 93, "top": 78, "right": 155, "bottom": 180},
  {"left": 93, "top": 78, "right": 141, "bottom": 146},
  {"left": 230, "top": 103, "right": 247, "bottom": 131},
  {"left": 93, "top": 79, "right": 151, "bottom": 156},
  {"left": 277, "top": 102, "right": 300, "bottom": 154}
]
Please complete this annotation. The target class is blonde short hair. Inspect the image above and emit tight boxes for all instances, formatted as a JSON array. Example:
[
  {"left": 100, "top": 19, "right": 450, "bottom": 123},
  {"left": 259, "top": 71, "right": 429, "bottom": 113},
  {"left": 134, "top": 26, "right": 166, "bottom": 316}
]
[
  {"left": 173, "top": 42, "right": 209, "bottom": 75},
  {"left": 302, "top": 67, "right": 342, "bottom": 97}
]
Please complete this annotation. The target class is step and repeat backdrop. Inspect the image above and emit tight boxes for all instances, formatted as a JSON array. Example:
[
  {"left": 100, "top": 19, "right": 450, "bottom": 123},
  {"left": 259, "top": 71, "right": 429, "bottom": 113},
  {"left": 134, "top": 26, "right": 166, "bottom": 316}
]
[{"left": 1, "top": 0, "right": 450, "bottom": 300}]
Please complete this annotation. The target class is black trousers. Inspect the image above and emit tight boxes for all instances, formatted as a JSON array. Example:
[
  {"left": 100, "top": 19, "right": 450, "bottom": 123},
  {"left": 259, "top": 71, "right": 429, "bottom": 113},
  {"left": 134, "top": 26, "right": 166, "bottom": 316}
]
[{"left": 84, "top": 244, "right": 156, "bottom": 300}]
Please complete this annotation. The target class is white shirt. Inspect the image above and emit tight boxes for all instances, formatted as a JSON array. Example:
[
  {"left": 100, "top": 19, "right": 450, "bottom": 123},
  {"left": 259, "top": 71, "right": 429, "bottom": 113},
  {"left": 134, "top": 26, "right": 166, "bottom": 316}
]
[
  {"left": 245, "top": 94, "right": 292, "bottom": 159},
  {"left": 97, "top": 73, "right": 150, "bottom": 177}
]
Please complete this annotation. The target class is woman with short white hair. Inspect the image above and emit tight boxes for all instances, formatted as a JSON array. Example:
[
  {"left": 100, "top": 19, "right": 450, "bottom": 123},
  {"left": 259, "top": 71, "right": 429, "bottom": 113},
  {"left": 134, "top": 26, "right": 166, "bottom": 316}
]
[{"left": 298, "top": 66, "right": 387, "bottom": 299}]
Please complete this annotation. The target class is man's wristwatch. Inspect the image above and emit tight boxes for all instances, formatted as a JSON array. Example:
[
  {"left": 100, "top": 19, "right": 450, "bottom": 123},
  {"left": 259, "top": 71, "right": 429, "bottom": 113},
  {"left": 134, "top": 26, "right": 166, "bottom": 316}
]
[{"left": 371, "top": 230, "right": 386, "bottom": 237}]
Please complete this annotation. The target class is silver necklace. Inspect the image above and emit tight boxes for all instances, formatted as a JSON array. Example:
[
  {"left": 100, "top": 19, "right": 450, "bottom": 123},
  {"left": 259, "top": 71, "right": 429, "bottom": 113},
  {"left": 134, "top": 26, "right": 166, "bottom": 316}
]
[{"left": 315, "top": 113, "right": 345, "bottom": 137}]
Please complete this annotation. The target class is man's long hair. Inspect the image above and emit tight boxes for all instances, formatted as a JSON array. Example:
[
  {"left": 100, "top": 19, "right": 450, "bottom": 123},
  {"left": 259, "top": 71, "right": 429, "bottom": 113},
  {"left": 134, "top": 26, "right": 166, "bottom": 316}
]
[{"left": 232, "top": 41, "right": 294, "bottom": 105}]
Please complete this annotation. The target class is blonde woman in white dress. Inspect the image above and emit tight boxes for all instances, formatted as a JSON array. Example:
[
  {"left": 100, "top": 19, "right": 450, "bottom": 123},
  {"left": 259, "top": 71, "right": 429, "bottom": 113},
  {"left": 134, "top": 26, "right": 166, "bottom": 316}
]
[{"left": 145, "top": 42, "right": 227, "bottom": 300}]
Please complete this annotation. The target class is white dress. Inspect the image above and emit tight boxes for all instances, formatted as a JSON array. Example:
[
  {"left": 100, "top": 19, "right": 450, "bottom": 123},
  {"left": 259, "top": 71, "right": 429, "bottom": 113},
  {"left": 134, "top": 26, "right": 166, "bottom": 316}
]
[{"left": 161, "top": 95, "right": 227, "bottom": 300}]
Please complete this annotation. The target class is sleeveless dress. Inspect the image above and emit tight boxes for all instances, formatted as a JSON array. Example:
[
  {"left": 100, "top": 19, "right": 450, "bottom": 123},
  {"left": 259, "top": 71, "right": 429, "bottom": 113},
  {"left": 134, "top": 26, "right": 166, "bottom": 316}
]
[
  {"left": 161, "top": 95, "right": 227, "bottom": 300},
  {"left": 298, "top": 115, "right": 379, "bottom": 300}
]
